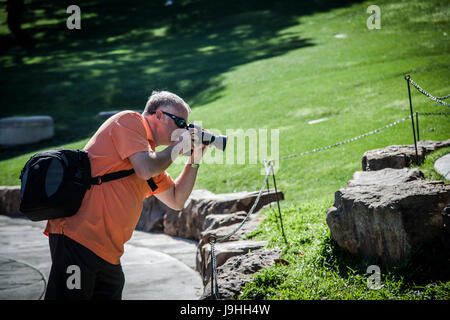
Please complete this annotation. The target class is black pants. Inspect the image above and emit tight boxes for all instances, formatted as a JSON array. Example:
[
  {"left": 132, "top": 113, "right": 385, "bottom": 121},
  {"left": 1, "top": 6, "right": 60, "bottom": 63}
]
[{"left": 44, "top": 234, "right": 125, "bottom": 300}]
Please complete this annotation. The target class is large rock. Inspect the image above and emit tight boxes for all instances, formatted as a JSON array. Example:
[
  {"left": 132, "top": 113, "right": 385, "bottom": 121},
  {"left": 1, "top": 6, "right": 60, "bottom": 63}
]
[
  {"left": 197, "top": 240, "right": 268, "bottom": 286},
  {"left": 361, "top": 144, "right": 425, "bottom": 171},
  {"left": 418, "top": 139, "right": 450, "bottom": 153},
  {"left": 326, "top": 168, "right": 450, "bottom": 265},
  {"left": 347, "top": 168, "right": 424, "bottom": 187},
  {"left": 361, "top": 140, "right": 450, "bottom": 171},
  {"left": 0, "top": 186, "right": 23, "bottom": 218},
  {"left": 136, "top": 195, "right": 176, "bottom": 232},
  {"left": 434, "top": 153, "right": 450, "bottom": 181},
  {"left": 163, "top": 188, "right": 283, "bottom": 240},
  {"left": 200, "top": 248, "right": 281, "bottom": 300},
  {"left": 196, "top": 214, "right": 264, "bottom": 279},
  {"left": 202, "top": 211, "right": 248, "bottom": 232}
]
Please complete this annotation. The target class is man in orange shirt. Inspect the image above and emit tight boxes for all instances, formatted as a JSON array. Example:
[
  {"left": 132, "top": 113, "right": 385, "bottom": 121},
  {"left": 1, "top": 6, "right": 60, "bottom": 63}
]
[{"left": 44, "top": 91, "right": 207, "bottom": 300}]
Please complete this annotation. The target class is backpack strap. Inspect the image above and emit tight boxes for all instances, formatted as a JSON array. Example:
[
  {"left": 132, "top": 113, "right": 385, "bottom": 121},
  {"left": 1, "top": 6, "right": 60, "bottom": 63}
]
[
  {"left": 147, "top": 177, "right": 158, "bottom": 191},
  {"left": 91, "top": 169, "right": 158, "bottom": 192},
  {"left": 90, "top": 169, "right": 135, "bottom": 185}
]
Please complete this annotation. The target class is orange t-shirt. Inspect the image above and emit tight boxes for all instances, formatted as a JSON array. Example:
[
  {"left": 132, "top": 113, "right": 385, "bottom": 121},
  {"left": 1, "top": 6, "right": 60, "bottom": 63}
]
[{"left": 44, "top": 111, "right": 175, "bottom": 264}]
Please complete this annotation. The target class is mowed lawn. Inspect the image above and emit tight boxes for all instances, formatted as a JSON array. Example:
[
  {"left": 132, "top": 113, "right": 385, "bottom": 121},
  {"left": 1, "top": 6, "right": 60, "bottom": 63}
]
[{"left": 0, "top": 0, "right": 449, "bottom": 299}]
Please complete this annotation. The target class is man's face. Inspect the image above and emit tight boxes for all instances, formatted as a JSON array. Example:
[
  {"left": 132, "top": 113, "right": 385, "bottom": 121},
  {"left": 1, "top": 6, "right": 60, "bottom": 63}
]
[{"left": 157, "top": 106, "right": 189, "bottom": 145}]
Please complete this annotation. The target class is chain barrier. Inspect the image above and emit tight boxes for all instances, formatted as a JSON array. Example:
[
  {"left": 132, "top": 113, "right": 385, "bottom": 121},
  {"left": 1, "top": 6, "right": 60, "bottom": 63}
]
[
  {"left": 208, "top": 162, "right": 274, "bottom": 299},
  {"left": 209, "top": 236, "right": 220, "bottom": 299},
  {"left": 267, "top": 115, "right": 411, "bottom": 162},
  {"left": 207, "top": 107, "right": 450, "bottom": 298},
  {"left": 207, "top": 113, "right": 416, "bottom": 298},
  {"left": 417, "top": 112, "right": 450, "bottom": 116},
  {"left": 207, "top": 77, "right": 448, "bottom": 299},
  {"left": 405, "top": 76, "right": 450, "bottom": 107}
]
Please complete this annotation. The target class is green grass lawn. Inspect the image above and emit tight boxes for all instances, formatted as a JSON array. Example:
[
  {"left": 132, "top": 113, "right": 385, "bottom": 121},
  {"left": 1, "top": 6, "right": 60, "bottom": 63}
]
[{"left": 1, "top": 0, "right": 449, "bottom": 299}]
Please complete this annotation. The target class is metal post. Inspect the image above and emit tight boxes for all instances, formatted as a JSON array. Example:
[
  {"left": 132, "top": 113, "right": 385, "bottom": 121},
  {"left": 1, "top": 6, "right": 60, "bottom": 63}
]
[
  {"left": 405, "top": 75, "right": 419, "bottom": 165},
  {"left": 415, "top": 112, "right": 420, "bottom": 142},
  {"left": 208, "top": 236, "right": 218, "bottom": 300},
  {"left": 210, "top": 246, "right": 215, "bottom": 300},
  {"left": 266, "top": 167, "right": 272, "bottom": 210},
  {"left": 270, "top": 164, "right": 288, "bottom": 246}
]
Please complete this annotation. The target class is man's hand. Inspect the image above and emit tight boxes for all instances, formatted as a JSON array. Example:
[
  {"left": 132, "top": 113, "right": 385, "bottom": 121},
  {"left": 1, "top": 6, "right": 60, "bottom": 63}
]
[{"left": 188, "top": 128, "right": 209, "bottom": 164}]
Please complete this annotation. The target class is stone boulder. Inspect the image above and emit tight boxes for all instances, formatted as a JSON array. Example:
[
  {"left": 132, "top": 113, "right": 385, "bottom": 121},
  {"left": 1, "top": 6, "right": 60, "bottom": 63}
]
[
  {"left": 0, "top": 186, "right": 23, "bottom": 218},
  {"left": 361, "top": 145, "right": 425, "bottom": 171},
  {"left": 136, "top": 194, "right": 176, "bottom": 232},
  {"left": 361, "top": 139, "right": 450, "bottom": 171},
  {"left": 418, "top": 139, "right": 450, "bottom": 153},
  {"left": 434, "top": 154, "right": 450, "bottom": 181},
  {"left": 347, "top": 168, "right": 424, "bottom": 187},
  {"left": 197, "top": 240, "right": 268, "bottom": 286},
  {"left": 200, "top": 248, "right": 281, "bottom": 300},
  {"left": 196, "top": 214, "right": 265, "bottom": 281},
  {"left": 202, "top": 211, "right": 248, "bottom": 232},
  {"left": 163, "top": 188, "right": 283, "bottom": 240},
  {"left": 197, "top": 214, "right": 265, "bottom": 252},
  {"left": 326, "top": 168, "right": 450, "bottom": 265}
]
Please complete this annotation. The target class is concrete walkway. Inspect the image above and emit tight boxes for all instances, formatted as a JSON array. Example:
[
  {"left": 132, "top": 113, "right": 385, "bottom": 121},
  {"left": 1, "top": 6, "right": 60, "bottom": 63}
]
[
  {"left": 0, "top": 215, "right": 203, "bottom": 300},
  {"left": 434, "top": 153, "right": 450, "bottom": 180}
]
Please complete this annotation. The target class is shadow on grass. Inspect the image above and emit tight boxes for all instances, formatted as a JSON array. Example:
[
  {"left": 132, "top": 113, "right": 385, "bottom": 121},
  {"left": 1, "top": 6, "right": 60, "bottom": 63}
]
[
  {"left": 319, "top": 232, "right": 450, "bottom": 287},
  {"left": 0, "top": 0, "right": 364, "bottom": 160}
]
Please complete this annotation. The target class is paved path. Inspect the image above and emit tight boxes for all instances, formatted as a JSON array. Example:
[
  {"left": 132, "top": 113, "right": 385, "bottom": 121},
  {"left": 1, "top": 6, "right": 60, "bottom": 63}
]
[
  {"left": 434, "top": 153, "right": 450, "bottom": 180},
  {"left": 0, "top": 215, "right": 203, "bottom": 300}
]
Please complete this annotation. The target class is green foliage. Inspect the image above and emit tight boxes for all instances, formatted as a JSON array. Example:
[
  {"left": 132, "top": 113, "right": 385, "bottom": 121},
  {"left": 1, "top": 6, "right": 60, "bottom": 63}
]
[{"left": 241, "top": 202, "right": 450, "bottom": 300}]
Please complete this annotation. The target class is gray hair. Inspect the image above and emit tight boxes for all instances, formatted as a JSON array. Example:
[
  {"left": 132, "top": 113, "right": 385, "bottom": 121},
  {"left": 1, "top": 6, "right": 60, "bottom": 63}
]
[{"left": 144, "top": 90, "right": 191, "bottom": 114}]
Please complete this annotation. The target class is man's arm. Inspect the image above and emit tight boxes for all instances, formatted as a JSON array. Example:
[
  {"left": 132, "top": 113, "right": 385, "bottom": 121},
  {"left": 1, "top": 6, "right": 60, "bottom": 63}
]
[
  {"left": 129, "top": 142, "right": 181, "bottom": 180},
  {"left": 152, "top": 141, "right": 207, "bottom": 210},
  {"left": 153, "top": 163, "right": 199, "bottom": 210},
  {"left": 129, "top": 134, "right": 207, "bottom": 210}
]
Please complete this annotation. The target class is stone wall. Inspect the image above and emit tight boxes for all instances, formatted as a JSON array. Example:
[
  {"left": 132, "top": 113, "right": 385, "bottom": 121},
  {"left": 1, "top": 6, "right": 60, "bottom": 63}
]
[
  {"left": 137, "top": 188, "right": 284, "bottom": 241},
  {"left": 0, "top": 186, "right": 22, "bottom": 218}
]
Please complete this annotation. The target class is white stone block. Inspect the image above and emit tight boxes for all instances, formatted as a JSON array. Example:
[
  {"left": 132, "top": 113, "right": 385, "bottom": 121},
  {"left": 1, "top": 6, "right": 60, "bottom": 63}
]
[{"left": 0, "top": 116, "right": 54, "bottom": 147}]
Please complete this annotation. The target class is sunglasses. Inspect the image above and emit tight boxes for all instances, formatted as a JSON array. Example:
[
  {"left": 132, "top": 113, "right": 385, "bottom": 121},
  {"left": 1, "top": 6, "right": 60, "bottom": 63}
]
[{"left": 150, "top": 111, "right": 187, "bottom": 128}]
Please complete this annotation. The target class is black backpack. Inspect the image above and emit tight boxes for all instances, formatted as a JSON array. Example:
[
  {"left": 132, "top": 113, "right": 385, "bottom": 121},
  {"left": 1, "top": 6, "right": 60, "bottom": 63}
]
[{"left": 19, "top": 149, "right": 158, "bottom": 221}]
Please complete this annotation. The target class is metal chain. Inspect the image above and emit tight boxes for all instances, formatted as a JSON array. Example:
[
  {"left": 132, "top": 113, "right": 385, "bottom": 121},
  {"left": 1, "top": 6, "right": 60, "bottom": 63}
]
[
  {"left": 417, "top": 112, "right": 450, "bottom": 116},
  {"left": 209, "top": 238, "right": 220, "bottom": 299},
  {"left": 436, "top": 94, "right": 450, "bottom": 100},
  {"left": 405, "top": 76, "right": 450, "bottom": 107},
  {"left": 268, "top": 115, "right": 411, "bottom": 162},
  {"left": 208, "top": 162, "right": 274, "bottom": 299},
  {"left": 216, "top": 162, "right": 273, "bottom": 243}
]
